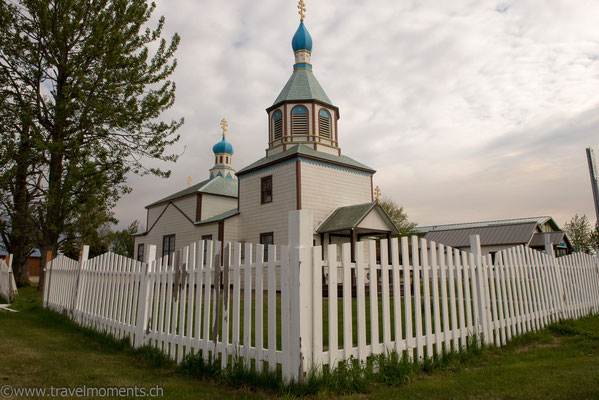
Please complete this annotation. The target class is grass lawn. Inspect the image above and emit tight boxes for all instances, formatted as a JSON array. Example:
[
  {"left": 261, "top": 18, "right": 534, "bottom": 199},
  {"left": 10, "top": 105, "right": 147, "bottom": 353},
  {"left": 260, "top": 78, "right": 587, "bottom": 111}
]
[
  {"left": 1, "top": 286, "right": 599, "bottom": 399},
  {"left": 0, "top": 287, "right": 261, "bottom": 400},
  {"left": 363, "top": 316, "right": 599, "bottom": 400}
]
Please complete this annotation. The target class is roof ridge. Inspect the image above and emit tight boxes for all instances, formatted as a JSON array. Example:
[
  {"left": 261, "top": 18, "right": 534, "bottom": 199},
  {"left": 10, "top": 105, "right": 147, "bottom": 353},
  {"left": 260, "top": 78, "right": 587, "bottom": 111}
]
[{"left": 417, "top": 216, "right": 551, "bottom": 230}]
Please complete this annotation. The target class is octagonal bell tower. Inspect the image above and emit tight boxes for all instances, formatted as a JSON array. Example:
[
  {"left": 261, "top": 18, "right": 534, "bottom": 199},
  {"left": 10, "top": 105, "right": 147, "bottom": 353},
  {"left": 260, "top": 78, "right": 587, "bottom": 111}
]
[{"left": 266, "top": 1, "right": 340, "bottom": 157}]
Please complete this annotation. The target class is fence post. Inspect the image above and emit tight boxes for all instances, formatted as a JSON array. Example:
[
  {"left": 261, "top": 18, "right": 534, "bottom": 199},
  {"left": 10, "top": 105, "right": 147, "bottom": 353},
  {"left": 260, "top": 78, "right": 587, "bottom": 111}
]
[
  {"left": 470, "top": 235, "right": 491, "bottom": 344},
  {"left": 287, "top": 210, "right": 314, "bottom": 382},
  {"left": 71, "top": 245, "right": 89, "bottom": 318},
  {"left": 135, "top": 245, "right": 156, "bottom": 348},
  {"left": 545, "top": 238, "right": 565, "bottom": 319}
]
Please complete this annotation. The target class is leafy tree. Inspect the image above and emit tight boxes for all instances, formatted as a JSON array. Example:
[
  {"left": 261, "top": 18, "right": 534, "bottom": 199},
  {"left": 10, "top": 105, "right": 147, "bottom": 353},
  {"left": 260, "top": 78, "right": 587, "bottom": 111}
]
[
  {"left": 564, "top": 214, "right": 593, "bottom": 254},
  {"left": 591, "top": 225, "right": 599, "bottom": 252},
  {"left": 0, "top": 0, "right": 182, "bottom": 289},
  {"left": 109, "top": 220, "right": 139, "bottom": 258},
  {"left": 379, "top": 196, "right": 416, "bottom": 236}
]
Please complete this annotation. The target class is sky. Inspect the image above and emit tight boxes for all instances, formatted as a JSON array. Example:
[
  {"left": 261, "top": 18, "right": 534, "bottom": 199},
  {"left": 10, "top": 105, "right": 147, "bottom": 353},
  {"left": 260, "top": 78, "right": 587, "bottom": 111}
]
[{"left": 115, "top": 0, "right": 599, "bottom": 230}]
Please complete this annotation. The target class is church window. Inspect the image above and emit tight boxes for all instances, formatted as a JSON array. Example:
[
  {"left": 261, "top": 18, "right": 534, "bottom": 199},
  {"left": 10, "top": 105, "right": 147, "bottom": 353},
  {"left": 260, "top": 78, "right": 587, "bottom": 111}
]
[
  {"left": 319, "top": 109, "right": 331, "bottom": 138},
  {"left": 202, "top": 234, "right": 212, "bottom": 265},
  {"left": 291, "top": 106, "right": 308, "bottom": 135},
  {"left": 162, "top": 234, "right": 176, "bottom": 265},
  {"left": 260, "top": 232, "right": 274, "bottom": 261},
  {"left": 137, "top": 244, "right": 144, "bottom": 262},
  {"left": 272, "top": 110, "right": 283, "bottom": 139},
  {"left": 261, "top": 175, "right": 273, "bottom": 204}
]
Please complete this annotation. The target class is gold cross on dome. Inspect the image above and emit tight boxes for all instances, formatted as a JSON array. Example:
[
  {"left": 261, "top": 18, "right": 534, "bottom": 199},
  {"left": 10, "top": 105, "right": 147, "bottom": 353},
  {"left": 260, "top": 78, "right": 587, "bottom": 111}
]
[
  {"left": 187, "top": 176, "right": 192, "bottom": 187},
  {"left": 298, "top": 0, "right": 306, "bottom": 21},
  {"left": 374, "top": 186, "right": 382, "bottom": 203},
  {"left": 220, "top": 118, "right": 228, "bottom": 137}
]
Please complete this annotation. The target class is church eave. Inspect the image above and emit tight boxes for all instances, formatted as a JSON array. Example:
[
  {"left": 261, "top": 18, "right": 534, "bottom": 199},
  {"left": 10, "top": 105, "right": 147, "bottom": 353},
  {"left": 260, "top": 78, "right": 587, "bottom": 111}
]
[
  {"left": 236, "top": 152, "right": 375, "bottom": 178},
  {"left": 266, "top": 98, "right": 340, "bottom": 118}
]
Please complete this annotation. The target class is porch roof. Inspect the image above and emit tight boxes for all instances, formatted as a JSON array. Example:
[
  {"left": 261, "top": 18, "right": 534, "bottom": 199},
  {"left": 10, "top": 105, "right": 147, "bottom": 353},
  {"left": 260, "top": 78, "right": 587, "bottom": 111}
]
[{"left": 317, "top": 202, "right": 399, "bottom": 235}]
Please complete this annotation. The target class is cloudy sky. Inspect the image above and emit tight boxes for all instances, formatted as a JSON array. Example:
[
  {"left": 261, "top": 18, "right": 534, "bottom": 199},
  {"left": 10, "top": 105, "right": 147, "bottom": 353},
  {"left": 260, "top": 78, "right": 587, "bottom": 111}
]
[{"left": 115, "top": 0, "right": 599, "bottom": 230}]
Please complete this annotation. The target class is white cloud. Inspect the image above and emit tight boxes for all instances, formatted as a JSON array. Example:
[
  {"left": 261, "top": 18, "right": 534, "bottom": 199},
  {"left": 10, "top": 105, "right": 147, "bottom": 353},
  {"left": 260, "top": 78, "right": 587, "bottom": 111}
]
[{"left": 115, "top": 0, "right": 599, "bottom": 231}]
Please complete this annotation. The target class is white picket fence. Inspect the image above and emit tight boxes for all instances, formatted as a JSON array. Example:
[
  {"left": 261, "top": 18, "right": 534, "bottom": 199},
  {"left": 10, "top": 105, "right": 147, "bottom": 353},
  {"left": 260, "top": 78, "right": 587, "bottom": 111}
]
[
  {"left": 43, "top": 212, "right": 599, "bottom": 383},
  {"left": 0, "top": 256, "right": 18, "bottom": 303}
]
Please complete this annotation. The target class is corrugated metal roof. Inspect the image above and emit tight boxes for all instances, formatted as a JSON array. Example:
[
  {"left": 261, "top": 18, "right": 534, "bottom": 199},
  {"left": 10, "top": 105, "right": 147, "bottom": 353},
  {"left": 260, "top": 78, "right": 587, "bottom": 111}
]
[
  {"left": 273, "top": 69, "right": 333, "bottom": 106},
  {"left": 237, "top": 144, "right": 374, "bottom": 175},
  {"left": 146, "top": 176, "right": 238, "bottom": 208},
  {"left": 415, "top": 216, "right": 555, "bottom": 234},
  {"left": 424, "top": 222, "right": 537, "bottom": 248}
]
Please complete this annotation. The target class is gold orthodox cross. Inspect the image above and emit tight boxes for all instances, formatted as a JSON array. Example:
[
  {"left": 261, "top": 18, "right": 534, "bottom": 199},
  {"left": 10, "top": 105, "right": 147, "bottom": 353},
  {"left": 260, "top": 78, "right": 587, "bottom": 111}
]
[
  {"left": 374, "top": 186, "right": 382, "bottom": 203},
  {"left": 187, "top": 176, "right": 192, "bottom": 187},
  {"left": 220, "top": 118, "right": 228, "bottom": 137},
  {"left": 298, "top": 0, "right": 306, "bottom": 21}
]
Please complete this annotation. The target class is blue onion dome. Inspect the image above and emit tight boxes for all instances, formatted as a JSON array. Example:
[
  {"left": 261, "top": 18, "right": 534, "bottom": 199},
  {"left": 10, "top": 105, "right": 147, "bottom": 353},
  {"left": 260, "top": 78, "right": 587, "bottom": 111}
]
[
  {"left": 292, "top": 21, "right": 313, "bottom": 52},
  {"left": 212, "top": 135, "right": 234, "bottom": 155}
]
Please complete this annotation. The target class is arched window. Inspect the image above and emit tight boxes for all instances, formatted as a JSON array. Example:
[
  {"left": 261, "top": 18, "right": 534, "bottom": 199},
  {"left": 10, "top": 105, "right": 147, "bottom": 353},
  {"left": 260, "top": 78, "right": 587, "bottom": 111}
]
[
  {"left": 291, "top": 106, "right": 308, "bottom": 135},
  {"left": 319, "top": 109, "right": 331, "bottom": 138},
  {"left": 272, "top": 110, "right": 283, "bottom": 139}
]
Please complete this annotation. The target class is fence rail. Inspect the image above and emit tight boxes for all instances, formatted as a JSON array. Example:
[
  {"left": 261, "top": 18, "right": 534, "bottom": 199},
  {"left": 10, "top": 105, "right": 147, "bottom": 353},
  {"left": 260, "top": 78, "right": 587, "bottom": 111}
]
[
  {"left": 0, "top": 256, "right": 17, "bottom": 303},
  {"left": 43, "top": 213, "right": 599, "bottom": 383}
]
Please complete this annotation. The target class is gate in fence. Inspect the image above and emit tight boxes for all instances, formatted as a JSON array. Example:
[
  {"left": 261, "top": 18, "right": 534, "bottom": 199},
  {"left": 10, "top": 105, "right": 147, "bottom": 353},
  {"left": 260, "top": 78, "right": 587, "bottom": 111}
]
[{"left": 43, "top": 211, "right": 599, "bottom": 383}]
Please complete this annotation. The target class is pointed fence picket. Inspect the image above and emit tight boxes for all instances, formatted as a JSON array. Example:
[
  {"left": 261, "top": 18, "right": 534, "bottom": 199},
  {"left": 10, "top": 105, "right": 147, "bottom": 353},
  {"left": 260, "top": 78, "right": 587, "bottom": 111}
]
[{"left": 42, "top": 229, "right": 599, "bottom": 383}]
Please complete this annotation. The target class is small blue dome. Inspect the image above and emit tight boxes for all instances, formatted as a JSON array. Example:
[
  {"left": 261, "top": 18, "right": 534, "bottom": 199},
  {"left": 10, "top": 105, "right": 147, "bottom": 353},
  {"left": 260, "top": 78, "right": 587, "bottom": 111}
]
[
  {"left": 212, "top": 136, "right": 234, "bottom": 155},
  {"left": 292, "top": 21, "right": 313, "bottom": 52}
]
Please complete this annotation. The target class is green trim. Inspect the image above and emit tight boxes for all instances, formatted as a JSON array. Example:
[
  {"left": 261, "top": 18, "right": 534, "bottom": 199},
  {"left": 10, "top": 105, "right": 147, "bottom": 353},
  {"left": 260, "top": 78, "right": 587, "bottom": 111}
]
[
  {"left": 194, "top": 209, "right": 239, "bottom": 225},
  {"left": 237, "top": 145, "right": 375, "bottom": 176}
]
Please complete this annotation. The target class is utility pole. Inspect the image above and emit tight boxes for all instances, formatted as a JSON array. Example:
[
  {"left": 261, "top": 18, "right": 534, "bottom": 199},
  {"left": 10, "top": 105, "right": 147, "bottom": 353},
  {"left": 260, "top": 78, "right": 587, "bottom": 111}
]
[{"left": 586, "top": 147, "right": 599, "bottom": 229}]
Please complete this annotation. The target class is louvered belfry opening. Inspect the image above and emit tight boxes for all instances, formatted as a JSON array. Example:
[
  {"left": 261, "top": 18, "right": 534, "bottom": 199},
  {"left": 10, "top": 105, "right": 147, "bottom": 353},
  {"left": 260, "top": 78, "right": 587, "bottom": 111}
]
[
  {"left": 319, "top": 109, "right": 331, "bottom": 139},
  {"left": 292, "top": 106, "right": 308, "bottom": 135},
  {"left": 272, "top": 110, "right": 283, "bottom": 140}
]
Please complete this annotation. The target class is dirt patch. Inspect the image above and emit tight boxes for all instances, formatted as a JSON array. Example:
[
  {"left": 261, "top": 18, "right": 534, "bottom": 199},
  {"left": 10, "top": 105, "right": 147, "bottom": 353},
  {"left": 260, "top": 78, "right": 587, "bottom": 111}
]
[{"left": 515, "top": 336, "right": 560, "bottom": 353}]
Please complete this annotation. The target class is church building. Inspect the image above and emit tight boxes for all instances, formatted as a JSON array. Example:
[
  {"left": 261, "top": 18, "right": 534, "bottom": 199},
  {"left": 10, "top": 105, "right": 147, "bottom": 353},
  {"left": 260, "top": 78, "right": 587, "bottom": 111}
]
[{"left": 133, "top": 3, "right": 399, "bottom": 263}]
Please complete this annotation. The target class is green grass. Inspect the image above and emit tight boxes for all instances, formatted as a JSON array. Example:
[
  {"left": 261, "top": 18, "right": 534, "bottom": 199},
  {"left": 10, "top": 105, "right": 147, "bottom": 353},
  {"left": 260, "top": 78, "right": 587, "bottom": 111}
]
[
  {"left": 363, "top": 316, "right": 599, "bottom": 399},
  {"left": 2, "top": 286, "right": 599, "bottom": 399},
  {"left": 0, "top": 287, "right": 260, "bottom": 399}
]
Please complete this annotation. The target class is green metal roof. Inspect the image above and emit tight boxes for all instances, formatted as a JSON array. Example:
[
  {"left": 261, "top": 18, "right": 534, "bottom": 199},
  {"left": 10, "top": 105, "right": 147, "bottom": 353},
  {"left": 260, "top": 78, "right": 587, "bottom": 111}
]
[
  {"left": 415, "top": 216, "right": 560, "bottom": 234},
  {"left": 194, "top": 208, "right": 239, "bottom": 225},
  {"left": 273, "top": 69, "right": 333, "bottom": 106},
  {"left": 236, "top": 145, "right": 375, "bottom": 176},
  {"left": 146, "top": 176, "right": 238, "bottom": 208},
  {"left": 318, "top": 202, "right": 399, "bottom": 234}
]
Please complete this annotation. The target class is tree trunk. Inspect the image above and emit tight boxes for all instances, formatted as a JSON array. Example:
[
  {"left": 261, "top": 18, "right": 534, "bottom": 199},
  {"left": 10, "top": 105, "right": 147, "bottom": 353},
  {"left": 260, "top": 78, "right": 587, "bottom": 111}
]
[
  {"left": 37, "top": 150, "right": 64, "bottom": 291},
  {"left": 9, "top": 124, "right": 33, "bottom": 286}
]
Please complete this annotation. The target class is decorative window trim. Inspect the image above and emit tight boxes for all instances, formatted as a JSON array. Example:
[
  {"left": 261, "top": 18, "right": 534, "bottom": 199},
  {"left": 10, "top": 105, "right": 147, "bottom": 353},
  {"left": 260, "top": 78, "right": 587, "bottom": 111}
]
[
  {"left": 291, "top": 105, "right": 309, "bottom": 135},
  {"left": 272, "top": 110, "right": 283, "bottom": 140},
  {"left": 319, "top": 109, "right": 331, "bottom": 138}
]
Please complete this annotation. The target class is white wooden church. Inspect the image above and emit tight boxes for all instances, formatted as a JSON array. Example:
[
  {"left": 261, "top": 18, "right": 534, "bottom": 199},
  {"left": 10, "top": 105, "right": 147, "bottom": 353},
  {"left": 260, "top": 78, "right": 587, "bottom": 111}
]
[{"left": 133, "top": 7, "right": 399, "bottom": 264}]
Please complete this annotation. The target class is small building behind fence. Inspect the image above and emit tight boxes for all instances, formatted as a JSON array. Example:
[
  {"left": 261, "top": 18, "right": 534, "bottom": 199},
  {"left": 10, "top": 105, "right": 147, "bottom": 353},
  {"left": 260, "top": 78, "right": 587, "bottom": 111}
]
[{"left": 416, "top": 216, "right": 573, "bottom": 258}]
